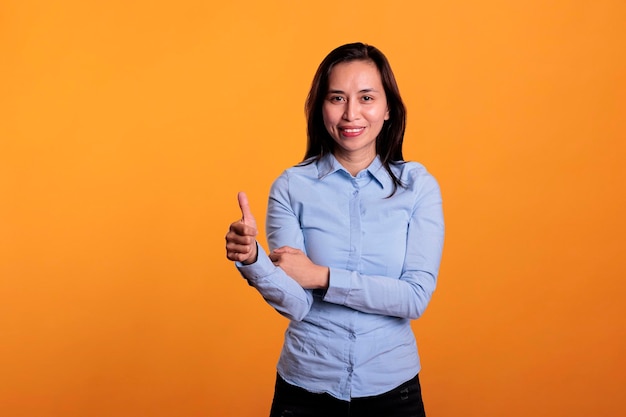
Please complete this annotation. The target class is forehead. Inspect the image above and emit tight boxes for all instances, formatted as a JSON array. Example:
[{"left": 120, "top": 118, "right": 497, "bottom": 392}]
[{"left": 327, "top": 60, "right": 383, "bottom": 89}]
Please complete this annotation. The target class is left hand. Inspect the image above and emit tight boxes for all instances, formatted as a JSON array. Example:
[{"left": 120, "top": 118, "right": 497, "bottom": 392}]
[{"left": 269, "top": 246, "right": 329, "bottom": 290}]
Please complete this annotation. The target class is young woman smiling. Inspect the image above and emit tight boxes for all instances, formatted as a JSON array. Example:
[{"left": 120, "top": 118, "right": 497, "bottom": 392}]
[{"left": 225, "top": 42, "right": 444, "bottom": 417}]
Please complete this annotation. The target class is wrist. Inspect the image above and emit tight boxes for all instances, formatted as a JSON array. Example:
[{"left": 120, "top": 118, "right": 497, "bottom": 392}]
[{"left": 316, "top": 266, "right": 330, "bottom": 289}]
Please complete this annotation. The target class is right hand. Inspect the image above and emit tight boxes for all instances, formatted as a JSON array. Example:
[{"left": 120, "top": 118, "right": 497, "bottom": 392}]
[{"left": 225, "top": 192, "right": 259, "bottom": 264}]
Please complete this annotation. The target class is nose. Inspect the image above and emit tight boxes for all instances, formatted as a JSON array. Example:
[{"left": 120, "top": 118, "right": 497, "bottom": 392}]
[{"left": 342, "top": 99, "right": 359, "bottom": 121}]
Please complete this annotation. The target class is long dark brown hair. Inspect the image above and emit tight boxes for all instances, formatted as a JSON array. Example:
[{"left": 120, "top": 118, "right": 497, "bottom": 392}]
[{"left": 302, "top": 42, "right": 407, "bottom": 195}]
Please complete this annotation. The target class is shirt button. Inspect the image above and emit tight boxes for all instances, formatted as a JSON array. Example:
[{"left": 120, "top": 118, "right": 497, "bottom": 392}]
[
  {"left": 347, "top": 366, "right": 353, "bottom": 373},
  {"left": 349, "top": 333, "right": 356, "bottom": 340}
]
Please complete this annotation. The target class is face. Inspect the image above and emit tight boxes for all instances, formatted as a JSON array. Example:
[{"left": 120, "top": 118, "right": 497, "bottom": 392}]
[{"left": 322, "top": 60, "right": 389, "bottom": 162}]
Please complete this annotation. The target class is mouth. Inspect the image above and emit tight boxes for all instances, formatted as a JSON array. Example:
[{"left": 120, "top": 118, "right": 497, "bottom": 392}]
[{"left": 339, "top": 127, "right": 365, "bottom": 137}]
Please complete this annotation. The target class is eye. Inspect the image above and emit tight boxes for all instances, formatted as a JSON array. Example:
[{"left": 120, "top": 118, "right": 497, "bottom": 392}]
[
  {"left": 328, "top": 95, "right": 346, "bottom": 103},
  {"left": 362, "top": 95, "right": 374, "bottom": 102}
]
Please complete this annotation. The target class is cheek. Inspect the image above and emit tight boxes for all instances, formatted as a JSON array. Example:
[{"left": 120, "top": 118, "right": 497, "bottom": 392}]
[
  {"left": 365, "top": 106, "right": 388, "bottom": 123},
  {"left": 322, "top": 106, "right": 337, "bottom": 129}
]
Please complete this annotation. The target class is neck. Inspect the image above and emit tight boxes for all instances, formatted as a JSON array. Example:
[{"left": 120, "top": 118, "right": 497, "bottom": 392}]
[{"left": 333, "top": 151, "right": 376, "bottom": 176}]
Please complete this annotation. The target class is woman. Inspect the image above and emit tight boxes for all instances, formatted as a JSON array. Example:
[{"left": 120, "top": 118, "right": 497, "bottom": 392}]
[{"left": 225, "top": 42, "right": 444, "bottom": 417}]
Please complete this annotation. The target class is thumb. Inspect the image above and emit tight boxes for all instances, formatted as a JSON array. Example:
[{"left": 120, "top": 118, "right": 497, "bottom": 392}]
[{"left": 237, "top": 191, "right": 257, "bottom": 228}]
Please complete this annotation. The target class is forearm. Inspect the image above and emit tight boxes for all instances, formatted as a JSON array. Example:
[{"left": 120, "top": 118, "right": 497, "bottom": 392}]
[{"left": 323, "top": 268, "right": 437, "bottom": 319}]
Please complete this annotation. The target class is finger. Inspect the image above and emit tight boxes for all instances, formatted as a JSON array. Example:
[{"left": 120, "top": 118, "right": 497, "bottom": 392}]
[
  {"left": 226, "top": 232, "right": 255, "bottom": 247},
  {"left": 228, "top": 221, "right": 256, "bottom": 238},
  {"left": 273, "top": 246, "right": 300, "bottom": 254},
  {"left": 226, "top": 250, "right": 254, "bottom": 263},
  {"left": 237, "top": 192, "right": 256, "bottom": 227},
  {"left": 226, "top": 243, "right": 254, "bottom": 256}
]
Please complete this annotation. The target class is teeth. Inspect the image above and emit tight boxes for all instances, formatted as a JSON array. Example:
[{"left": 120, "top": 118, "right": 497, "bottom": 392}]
[{"left": 343, "top": 128, "right": 362, "bottom": 133}]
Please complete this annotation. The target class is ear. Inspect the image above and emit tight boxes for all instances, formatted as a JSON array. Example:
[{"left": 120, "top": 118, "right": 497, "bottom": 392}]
[{"left": 384, "top": 107, "right": 390, "bottom": 121}]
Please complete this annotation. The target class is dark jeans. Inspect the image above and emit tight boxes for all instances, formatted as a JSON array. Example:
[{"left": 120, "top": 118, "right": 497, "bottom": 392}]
[{"left": 269, "top": 374, "right": 426, "bottom": 417}]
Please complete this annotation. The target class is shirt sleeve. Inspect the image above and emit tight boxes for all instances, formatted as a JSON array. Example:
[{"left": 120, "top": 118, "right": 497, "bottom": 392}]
[
  {"left": 236, "top": 247, "right": 313, "bottom": 322},
  {"left": 323, "top": 174, "right": 445, "bottom": 319},
  {"left": 235, "top": 171, "right": 314, "bottom": 322}
]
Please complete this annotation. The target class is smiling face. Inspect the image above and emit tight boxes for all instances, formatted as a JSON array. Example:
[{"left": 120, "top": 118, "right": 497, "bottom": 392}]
[{"left": 322, "top": 60, "right": 390, "bottom": 167}]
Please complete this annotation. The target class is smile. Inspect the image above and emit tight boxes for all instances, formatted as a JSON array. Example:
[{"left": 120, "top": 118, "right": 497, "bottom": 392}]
[{"left": 339, "top": 127, "right": 365, "bottom": 137}]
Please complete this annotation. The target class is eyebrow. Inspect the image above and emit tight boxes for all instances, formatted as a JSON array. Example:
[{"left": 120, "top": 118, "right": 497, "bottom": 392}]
[{"left": 327, "top": 88, "right": 379, "bottom": 94}]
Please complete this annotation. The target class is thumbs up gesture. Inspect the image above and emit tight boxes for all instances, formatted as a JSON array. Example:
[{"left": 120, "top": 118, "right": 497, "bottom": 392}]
[{"left": 225, "top": 192, "right": 259, "bottom": 264}]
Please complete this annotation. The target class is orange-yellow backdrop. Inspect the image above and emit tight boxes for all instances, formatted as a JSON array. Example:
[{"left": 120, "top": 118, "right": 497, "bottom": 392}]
[{"left": 1, "top": 1, "right": 625, "bottom": 416}]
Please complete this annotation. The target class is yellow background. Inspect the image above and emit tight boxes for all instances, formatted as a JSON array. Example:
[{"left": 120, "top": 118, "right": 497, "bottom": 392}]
[{"left": 1, "top": 1, "right": 625, "bottom": 416}]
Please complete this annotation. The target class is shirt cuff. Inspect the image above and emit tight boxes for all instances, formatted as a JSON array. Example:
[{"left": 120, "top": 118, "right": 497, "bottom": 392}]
[
  {"left": 235, "top": 245, "right": 275, "bottom": 281},
  {"left": 322, "top": 267, "right": 351, "bottom": 305}
]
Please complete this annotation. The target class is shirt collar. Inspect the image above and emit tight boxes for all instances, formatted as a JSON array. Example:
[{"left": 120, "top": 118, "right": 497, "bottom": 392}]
[{"left": 316, "top": 154, "right": 391, "bottom": 190}]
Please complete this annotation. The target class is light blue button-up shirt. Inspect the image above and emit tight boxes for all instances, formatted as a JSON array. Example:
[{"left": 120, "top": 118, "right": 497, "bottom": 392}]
[{"left": 237, "top": 153, "right": 444, "bottom": 400}]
